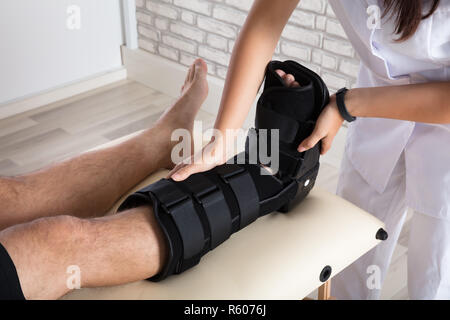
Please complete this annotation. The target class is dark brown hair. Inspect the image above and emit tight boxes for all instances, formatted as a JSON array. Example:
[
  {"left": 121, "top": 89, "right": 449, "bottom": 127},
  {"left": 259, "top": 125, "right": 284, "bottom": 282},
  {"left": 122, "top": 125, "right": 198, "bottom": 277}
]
[{"left": 383, "top": 0, "right": 440, "bottom": 41}]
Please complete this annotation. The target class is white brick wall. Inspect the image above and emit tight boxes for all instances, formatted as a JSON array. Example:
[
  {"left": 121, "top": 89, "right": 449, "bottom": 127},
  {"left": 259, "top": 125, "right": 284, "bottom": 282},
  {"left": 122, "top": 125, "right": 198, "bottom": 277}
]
[{"left": 136, "top": 0, "right": 361, "bottom": 92}]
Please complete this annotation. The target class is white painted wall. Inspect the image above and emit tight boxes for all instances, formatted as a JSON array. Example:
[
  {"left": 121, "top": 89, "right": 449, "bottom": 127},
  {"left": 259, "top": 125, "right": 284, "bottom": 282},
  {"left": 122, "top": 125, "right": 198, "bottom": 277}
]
[{"left": 0, "top": 0, "right": 124, "bottom": 105}]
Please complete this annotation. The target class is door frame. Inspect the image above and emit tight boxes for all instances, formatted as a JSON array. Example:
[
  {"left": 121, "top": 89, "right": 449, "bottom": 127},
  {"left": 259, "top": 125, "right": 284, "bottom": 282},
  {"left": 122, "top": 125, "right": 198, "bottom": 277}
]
[{"left": 122, "top": 0, "right": 138, "bottom": 49}]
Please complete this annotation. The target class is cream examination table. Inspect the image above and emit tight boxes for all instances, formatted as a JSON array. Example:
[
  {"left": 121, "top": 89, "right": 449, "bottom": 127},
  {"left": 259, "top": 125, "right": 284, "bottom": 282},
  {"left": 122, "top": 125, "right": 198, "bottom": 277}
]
[{"left": 62, "top": 131, "right": 385, "bottom": 300}]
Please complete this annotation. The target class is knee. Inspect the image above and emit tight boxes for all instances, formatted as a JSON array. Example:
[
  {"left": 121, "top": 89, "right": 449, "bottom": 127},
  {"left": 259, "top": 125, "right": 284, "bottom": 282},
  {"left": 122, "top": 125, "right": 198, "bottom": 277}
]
[
  {"left": 0, "top": 215, "right": 90, "bottom": 299},
  {"left": 26, "top": 215, "right": 90, "bottom": 248}
]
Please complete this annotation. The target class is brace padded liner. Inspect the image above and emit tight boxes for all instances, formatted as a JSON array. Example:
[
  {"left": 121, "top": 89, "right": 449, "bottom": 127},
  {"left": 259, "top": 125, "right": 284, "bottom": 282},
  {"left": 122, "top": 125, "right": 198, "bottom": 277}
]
[{"left": 253, "top": 60, "right": 329, "bottom": 179}]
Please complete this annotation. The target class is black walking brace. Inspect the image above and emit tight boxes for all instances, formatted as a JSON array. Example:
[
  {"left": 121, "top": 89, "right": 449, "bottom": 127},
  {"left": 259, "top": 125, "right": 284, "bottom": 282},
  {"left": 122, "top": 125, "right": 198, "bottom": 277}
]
[
  {"left": 118, "top": 60, "right": 330, "bottom": 281},
  {"left": 249, "top": 60, "right": 329, "bottom": 206}
]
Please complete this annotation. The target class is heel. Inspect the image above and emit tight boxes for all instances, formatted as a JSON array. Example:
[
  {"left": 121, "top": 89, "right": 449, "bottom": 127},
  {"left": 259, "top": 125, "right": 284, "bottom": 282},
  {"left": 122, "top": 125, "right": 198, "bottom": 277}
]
[{"left": 277, "top": 172, "right": 318, "bottom": 214}]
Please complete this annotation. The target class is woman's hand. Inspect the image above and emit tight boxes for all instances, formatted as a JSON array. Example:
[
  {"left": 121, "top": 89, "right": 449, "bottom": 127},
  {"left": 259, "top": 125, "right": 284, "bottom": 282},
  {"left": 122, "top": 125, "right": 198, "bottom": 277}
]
[
  {"left": 297, "top": 94, "right": 344, "bottom": 155},
  {"left": 169, "top": 69, "right": 301, "bottom": 181},
  {"left": 275, "top": 69, "right": 345, "bottom": 156},
  {"left": 168, "top": 135, "right": 229, "bottom": 181}
]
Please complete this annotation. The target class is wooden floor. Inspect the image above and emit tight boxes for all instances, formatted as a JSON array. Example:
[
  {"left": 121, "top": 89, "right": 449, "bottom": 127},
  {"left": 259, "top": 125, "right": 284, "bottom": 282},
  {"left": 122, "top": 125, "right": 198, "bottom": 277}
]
[
  {"left": 0, "top": 80, "right": 215, "bottom": 176},
  {"left": 0, "top": 80, "right": 409, "bottom": 299}
]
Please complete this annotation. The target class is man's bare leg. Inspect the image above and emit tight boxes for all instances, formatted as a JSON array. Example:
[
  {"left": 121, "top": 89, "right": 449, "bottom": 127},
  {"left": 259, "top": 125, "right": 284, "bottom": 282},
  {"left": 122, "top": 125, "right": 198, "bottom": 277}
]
[
  {"left": 0, "top": 59, "right": 208, "bottom": 230},
  {"left": 0, "top": 59, "right": 211, "bottom": 299},
  {"left": 0, "top": 207, "right": 167, "bottom": 299}
]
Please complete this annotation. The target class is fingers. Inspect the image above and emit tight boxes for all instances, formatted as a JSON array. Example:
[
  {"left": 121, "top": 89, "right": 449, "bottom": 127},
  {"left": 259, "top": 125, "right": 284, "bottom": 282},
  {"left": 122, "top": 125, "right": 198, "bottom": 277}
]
[
  {"left": 297, "top": 129, "right": 324, "bottom": 153},
  {"left": 168, "top": 153, "right": 217, "bottom": 181},
  {"left": 284, "top": 75, "right": 300, "bottom": 87},
  {"left": 275, "top": 69, "right": 286, "bottom": 78},
  {"left": 170, "top": 162, "right": 214, "bottom": 181},
  {"left": 320, "top": 136, "right": 333, "bottom": 155},
  {"left": 297, "top": 131, "right": 335, "bottom": 155},
  {"left": 167, "top": 161, "right": 187, "bottom": 180},
  {"left": 275, "top": 69, "right": 300, "bottom": 88},
  {"left": 284, "top": 74, "right": 296, "bottom": 87}
]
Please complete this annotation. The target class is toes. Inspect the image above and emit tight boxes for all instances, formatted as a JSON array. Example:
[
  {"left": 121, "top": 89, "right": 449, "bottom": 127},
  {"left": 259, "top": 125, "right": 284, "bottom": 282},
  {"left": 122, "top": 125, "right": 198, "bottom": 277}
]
[
  {"left": 181, "top": 66, "right": 193, "bottom": 94},
  {"left": 193, "top": 58, "right": 207, "bottom": 80},
  {"left": 184, "top": 66, "right": 190, "bottom": 84},
  {"left": 188, "top": 64, "right": 195, "bottom": 82},
  {"left": 291, "top": 81, "right": 300, "bottom": 88},
  {"left": 190, "top": 65, "right": 196, "bottom": 82}
]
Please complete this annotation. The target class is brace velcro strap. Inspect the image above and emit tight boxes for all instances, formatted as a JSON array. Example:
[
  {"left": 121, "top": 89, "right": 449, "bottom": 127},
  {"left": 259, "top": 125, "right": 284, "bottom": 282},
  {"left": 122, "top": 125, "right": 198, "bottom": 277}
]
[
  {"left": 255, "top": 104, "right": 317, "bottom": 147},
  {"left": 256, "top": 105, "right": 299, "bottom": 144},
  {"left": 216, "top": 165, "right": 260, "bottom": 229},
  {"left": 245, "top": 128, "right": 311, "bottom": 178},
  {"left": 146, "top": 179, "right": 205, "bottom": 260},
  {"left": 183, "top": 173, "right": 233, "bottom": 250},
  {"left": 278, "top": 143, "right": 320, "bottom": 178},
  {"left": 298, "top": 144, "right": 321, "bottom": 177}
]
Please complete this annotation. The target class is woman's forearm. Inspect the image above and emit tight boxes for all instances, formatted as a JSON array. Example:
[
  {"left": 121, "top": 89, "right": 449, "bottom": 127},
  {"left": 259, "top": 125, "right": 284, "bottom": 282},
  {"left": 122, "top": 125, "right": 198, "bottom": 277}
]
[
  {"left": 214, "top": 0, "right": 300, "bottom": 133},
  {"left": 346, "top": 82, "right": 450, "bottom": 124}
]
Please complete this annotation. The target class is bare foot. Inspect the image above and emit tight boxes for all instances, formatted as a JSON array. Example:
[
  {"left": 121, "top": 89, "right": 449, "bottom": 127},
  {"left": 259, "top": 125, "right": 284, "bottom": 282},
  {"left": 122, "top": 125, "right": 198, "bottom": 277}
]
[{"left": 154, "top": 58, "right": 209, "bottom": 169}]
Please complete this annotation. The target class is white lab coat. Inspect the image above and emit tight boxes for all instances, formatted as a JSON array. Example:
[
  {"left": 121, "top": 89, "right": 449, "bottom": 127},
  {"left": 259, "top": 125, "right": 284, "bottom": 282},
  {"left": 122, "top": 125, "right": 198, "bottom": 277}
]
[{"left": 327, "top": 0, "right": 450, "bottom": 299}]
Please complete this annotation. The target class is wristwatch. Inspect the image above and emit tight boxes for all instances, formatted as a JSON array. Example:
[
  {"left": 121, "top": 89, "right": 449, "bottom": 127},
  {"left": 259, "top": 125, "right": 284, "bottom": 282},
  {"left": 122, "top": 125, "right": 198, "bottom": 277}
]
[{"left": 336, "top": 88, "right": 356, "bottom": 122}]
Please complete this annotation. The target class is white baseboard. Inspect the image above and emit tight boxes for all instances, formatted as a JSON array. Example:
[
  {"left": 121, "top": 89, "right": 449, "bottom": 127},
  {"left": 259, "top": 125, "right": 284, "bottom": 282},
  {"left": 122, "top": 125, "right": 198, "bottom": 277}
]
[
  {"left": 121, "top": 46, "right": 257, "bottom": 128},
  {"left": 0, "top": 67, "right": 128, "bottom": 120},
  {"left": 122, "top": 46, "right": 224, "bottom": 115}
]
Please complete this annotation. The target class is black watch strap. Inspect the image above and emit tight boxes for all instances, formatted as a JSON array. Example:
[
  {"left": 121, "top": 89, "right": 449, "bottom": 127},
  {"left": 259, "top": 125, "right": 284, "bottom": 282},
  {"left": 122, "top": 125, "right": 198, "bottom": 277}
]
[{"left": 336, "top": 88, "right": 356, "bottom": 122}]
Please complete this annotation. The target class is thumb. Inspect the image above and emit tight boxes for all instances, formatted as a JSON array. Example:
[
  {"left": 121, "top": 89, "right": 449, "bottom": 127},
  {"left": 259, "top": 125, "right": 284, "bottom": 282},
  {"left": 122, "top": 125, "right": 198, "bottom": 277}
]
[
  {"left": 167, "top": 161, "right": 187, "bottom": 180},
  {"left": 297, "top": 131, "right": 323, "bottom": 153}
]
